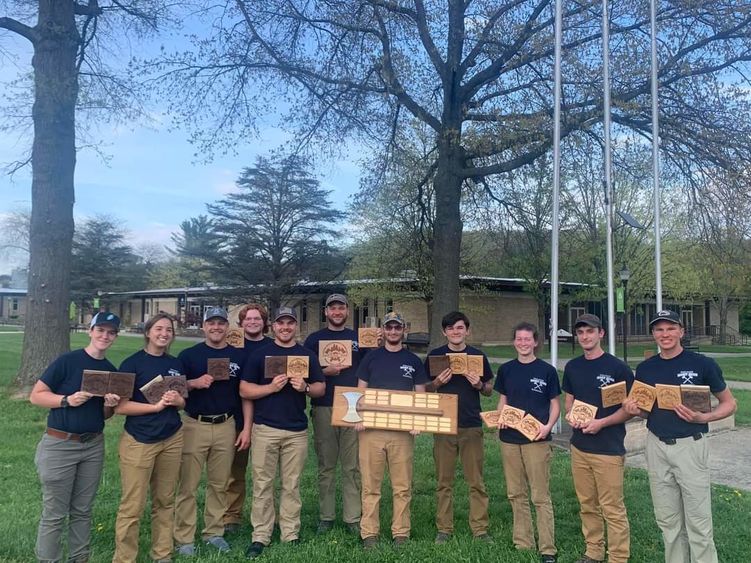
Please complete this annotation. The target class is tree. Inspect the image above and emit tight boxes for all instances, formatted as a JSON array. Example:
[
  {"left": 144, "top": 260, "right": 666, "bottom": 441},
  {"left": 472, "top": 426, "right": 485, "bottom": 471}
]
[
  {"left": 151, "top": 0, "right": 751, "bottom": 343},
  {"left": 175, "top": 154, "right": 343, "bottom": 309},
  {"left": 0, "top": 207, "right": 30, "bottom": 266},
  {"left": 0, "top": 1, "right": 173, "bottom": 391}
]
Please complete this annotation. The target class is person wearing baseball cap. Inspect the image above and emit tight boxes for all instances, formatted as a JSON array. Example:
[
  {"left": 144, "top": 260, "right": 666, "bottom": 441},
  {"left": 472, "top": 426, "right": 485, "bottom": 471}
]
[
  {"left": 304, "top": 293, "right": 364, "bottom": 536},
  {"left": 563, "top": 313, "right": 633, "bottom": 563},
  {"left": 174, "top": 306, "right": 247, "bottom": 556},
  {"left": 29, "top": 312, "right": 122, "bottom": 562},
  {"left": 624, "top": 311, "right": 736, "bottom": 563}
]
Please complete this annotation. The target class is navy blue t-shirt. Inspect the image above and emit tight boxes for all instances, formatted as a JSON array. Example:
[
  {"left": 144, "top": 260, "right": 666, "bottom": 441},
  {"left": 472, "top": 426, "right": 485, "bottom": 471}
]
[
  {"left": 426, "top": 344, "right": 493, "bottom": 428},
  {"left": 242, "top": 342, "right": 325, "bottom": 431},
  {"left": 119, "top": 350, "right": 183, "bottom": 444},
  {"left": 563, "top": 353, "right": 634, "bottom": 455},
  {"left": 356, "top": 347, "right": 428, "bottom": 390},
  {"left": 304, "top": 327, "right": 364, "bottom": 407},
  {"left": 636, "top": 349, "right": 726, "bottom": 439},
  {"left": 40, "top": 349, "right": 117, "bottom": 434},
  {"left": 177, "top": 342, "right": 245, "bottom": 422},
  {"left": 494, "top": 358, "right": 561, "bottom": 444},
  {"left": 244, "top": 336, "right": 273, "bottom": 357}
]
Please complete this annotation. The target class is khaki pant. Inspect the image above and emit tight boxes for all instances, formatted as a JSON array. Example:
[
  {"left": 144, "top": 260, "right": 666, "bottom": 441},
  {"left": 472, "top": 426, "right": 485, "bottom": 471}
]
[
  {"left": 113, "top": 429, "right": 183, "bottom": 563},
  {"left": 434, "top": 427, "right": 489, "bottom": 536},
  {"left": 359, "top": 429, "right": 414, "bottom": 539},
  {"left": 500, "top": 441, "right": 556, "bottom": 555},
  {"left": 250, "top": 424, "right": 308, "bottom": 544},
  {"left": 571, "top": 446, "right": 630, "bottom": 563},
  {"left": 312, "top": 406, "right": 361, "bottom": 523},
  {"left": 645, "top": 432, "right": 717, "bottom": 563},
  {"left": 174, "top": 415, "right": 235, "bottom": 544},
  {"left": 224, "top": 433, "right": 249, "bottom": 525}
]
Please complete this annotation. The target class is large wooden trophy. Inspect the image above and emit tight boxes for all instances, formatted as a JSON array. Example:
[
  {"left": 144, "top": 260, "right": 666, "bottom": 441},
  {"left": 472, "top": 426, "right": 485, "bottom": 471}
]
[{"left": 332, "top": 386, "right": 458, "bottom": 435}]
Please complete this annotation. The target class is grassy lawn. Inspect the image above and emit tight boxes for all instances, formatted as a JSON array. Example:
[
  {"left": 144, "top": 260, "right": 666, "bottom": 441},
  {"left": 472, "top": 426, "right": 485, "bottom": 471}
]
[{"left": 0, "top": 333, "right": 749, "bottom": 561}]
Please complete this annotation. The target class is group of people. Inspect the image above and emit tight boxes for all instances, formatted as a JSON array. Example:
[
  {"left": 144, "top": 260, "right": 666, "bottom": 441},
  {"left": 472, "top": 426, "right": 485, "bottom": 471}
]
[{"left": 29, "top": 294, "right": 735, "bottom": 563}]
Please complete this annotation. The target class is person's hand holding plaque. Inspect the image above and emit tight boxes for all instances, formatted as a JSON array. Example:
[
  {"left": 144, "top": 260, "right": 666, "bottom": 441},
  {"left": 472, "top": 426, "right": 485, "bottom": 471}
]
[
  {"left": 434, "top": 367, "right": 453, "bottom": 387},
  {"left": 67, "top": 391, "right": 94, "bottom": 407},
  {"left": 103, "top": 393, "right": 121, "bottom": 408},
  {"left": 289, "top": 376, "right": 307, "bottom": 393},
  {"left": 269, "top": 373, "right": 288, "bottom": 393},
  {"left": 191, "top": 374, "right": 214, "bottom": 390},
  {"left": 162, "top": 389, "right": 185, "bottom": 410}
]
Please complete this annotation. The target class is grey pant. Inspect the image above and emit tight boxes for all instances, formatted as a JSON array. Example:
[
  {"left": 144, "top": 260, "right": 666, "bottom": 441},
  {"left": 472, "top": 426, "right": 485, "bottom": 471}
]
[{"left": 34, "top": 433, "right": 105, "bottom": 563}]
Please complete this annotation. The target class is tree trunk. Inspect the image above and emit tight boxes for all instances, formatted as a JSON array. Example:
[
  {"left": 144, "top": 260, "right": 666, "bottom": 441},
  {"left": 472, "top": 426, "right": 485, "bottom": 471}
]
[{"left": 16, "top": 1, "right": 79, "bottom": 392}]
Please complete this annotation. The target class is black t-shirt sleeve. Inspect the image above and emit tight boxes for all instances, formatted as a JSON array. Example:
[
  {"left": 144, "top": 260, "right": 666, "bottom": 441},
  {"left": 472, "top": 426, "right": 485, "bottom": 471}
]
[
  {"left": 704, "top": 357, "right": 726, "bottom": 393},
  {"left": 546, "top": 365, "right": 562, "bottom": 399},
  {"left": 413, "top": 359, "right": 428, "bottom": 385},
  {"left": 493, "top": 363, "right": 506, "bottom": 394},
  {"left": 561, "top": 364, "right": 573, "bottom": 394},
  {"left": 481, "top": 354, "right": 493, "bottom": 382},
  {"left": 356, "top": 353, "right": 373, "bottom": 383},
  {"left": 39, "top": 355, "right": 66, "bottom": 391}
]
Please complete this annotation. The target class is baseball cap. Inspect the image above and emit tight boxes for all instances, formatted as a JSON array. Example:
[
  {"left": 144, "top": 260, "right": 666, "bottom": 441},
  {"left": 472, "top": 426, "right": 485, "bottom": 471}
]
[
  {"left": 574, "top": 313, "right": 602, "bottom": 329},
  {"left": 273, "top": 306, "right": 298, "bottom": 322},
  {"left": 382, "top": 311, "right": 405, "bottom": 326},
  {"left": 203, "top": 306, "right": 229, "bottom": 322},
  {"left": 649, "top": 310, "right": 682, "bottom": 328},
  {"left": 90, "top": 312, "right": 120, "bottom": 330},
  {"left": 325, "top": 293, "right": 348, "bottom": 306}
]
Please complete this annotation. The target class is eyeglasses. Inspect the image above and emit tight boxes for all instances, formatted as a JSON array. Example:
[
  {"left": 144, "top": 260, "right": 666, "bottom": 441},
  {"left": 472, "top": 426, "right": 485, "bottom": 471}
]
[{"left": 384, "top": 325, "right": 403, "bottom": 332}]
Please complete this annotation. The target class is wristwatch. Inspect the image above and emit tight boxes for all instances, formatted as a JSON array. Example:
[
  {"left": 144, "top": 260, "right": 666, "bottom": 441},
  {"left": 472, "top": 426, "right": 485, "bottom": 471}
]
[
  {"left": 60, "top": 395, "right": 69, "bottom": 408},
  {"left": 304, "top": 383, "right": 310, "bottom": 394}
]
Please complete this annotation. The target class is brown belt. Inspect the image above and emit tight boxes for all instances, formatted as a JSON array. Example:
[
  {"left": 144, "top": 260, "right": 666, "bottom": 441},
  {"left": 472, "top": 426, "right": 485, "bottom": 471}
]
[{"left": 46, "top": 427, "right": 102, "bottom": 443}]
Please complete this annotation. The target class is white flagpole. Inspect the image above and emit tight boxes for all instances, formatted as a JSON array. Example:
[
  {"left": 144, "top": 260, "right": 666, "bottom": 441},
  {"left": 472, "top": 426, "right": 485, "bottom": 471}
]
[
  {"left": 602, "top": 0, "right": 616, "bottom": 354},
  {"left": 651, "top": 0, "right": 663, "bottom": 312}
]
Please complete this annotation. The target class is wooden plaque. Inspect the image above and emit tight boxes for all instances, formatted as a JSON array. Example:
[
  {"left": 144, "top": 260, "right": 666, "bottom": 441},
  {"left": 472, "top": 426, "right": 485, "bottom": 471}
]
[
  {"left": 264, "top": 356, "right": 288, "bottom": 378},
  {"left": 499, "top": 405, "right": 526, "bottom": 428},
  {"left": 81, "top": 370, "right": 135, "bottom": 399},
  {"left": 569, "top": 399, "right": 598, "bottom": 425},
  {"left": 656, "top": 384, "right": 682, "bottom": 409},
  {"left": 108, "top": 372, "right": 136, "bottom": 399},
  {"left": 358, "top": 328, "right": 379, "bottom": 348},
  {"left": 480, "top": 410, "right": 502, "bottom": 428},
  {"left": 164, "top": 375, "right": 189, "bottom": 398},
  {"left": 517, "top": 414, "right": 543, "bottom": 441},
  {"left": 319, "top": 340, "right": 352, "bottom": 367},
  {"left": 226, "top": 328, "right": 245, "bottom": 348},
  {"left": 140, "top": 375, "right": 167, "bottom": 405},
  {"left": 628, "top": 380, "right": 656, "bottom": 412},
  {"left": 286, "top": 356, "right": 310, "bottom": 379},
  {"left": 331, "top": 386, "right": 458, "bottom": 435},
  {"left": 601, "top": 381, "right": 627, "bottom": 408},
  {"left": 207, "top": 358, "right": 230, "bottom": 381},
  {"left": 447, "top": 353, "right": 468, "bottom": 374},
  {"left": 428, "top": 355, "right": 450, "bottom": 377},
  {"left": 681, "top": 384, "right": 711, "bottom": 413},
  {"left": 466, "top": 355, "right": 484, "bottom": 376}
]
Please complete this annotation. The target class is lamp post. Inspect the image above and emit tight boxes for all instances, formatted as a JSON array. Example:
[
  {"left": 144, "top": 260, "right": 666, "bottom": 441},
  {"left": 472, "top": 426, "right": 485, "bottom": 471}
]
[{"left": 619, "top": 266, "right": 631, "bottom": 363}]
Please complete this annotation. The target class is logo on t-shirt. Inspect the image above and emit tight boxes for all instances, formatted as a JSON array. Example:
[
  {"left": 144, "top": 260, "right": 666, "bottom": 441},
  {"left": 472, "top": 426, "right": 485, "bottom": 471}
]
[
  {"left": 400, "top": 364, "right": 415, "bottom": 379},
  {"left": 677, "top": 370, "right": 698, "bottom": 384},
  {"left": 597, "top": 374, "right": 615, "bottom": 388},
  {"left": 168, "top": 368, "right": 181, "bottom": 377},
  {"left": 229, "top": 362, "right": 240, "bottom": 378},
  {"left": 352, "top": 341, "right": 359, "bottom": 352},
  {"left": 530, "top": 377, "right": 547, "bottom": 393}
]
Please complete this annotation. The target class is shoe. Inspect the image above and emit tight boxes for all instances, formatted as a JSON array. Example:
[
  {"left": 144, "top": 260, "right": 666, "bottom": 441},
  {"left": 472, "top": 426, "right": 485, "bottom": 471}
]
[
  {"left": 205, "top": 536, "right": 230, "bottom": 552},
  {"left": 474, "top": 533, "right": 492, "bottom": 543},
  {"left": 317, "top": 520, "right": 334, "bottom": 533},
  {"left": 541, "top": 555, "right": 558, "bottom": 563},
  {"left": 435, "top": 532, "right": 451, "bottom": 544},
  {"left": 245, "top": 542, "right": 265, "bottom": 559},
  {"left": 175, "top": 544, "right": 195, "bottom": 557},
  {"left": 225, "top": 522, "right": 241, "bottom": 534},
  {"left": 393, "top": 536, "right": 409, "bottom": 548},
  {"left": 345, "top": 521, "right": 360, "bottom": 535},
  {"left": 362, "top": 536, "right": 378, "bottom": 550},
  {"left": 574, "top": 557, "right": 603, "bottom": 563}
]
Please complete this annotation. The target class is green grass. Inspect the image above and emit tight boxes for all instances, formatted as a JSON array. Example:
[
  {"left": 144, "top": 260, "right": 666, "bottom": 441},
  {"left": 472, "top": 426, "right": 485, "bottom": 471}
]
[
  {"left": 0, "top": 335, "right": 750, "bottom": 561},
  {"left": 713, "top": 357, "right": 751, "bottom": 382},
  {"left": 733, "top": 390, "right": 751, "bottom": 426}
]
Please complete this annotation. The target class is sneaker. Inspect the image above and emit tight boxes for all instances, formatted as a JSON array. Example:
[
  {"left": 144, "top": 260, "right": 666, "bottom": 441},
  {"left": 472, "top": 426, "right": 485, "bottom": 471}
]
[
  {"left": 574, "top": 557, "right": 603, "bottom": 563},
  {"left": 345, "top": 521, "right": 360, "bottom": 535},
  {"left": 245, "top": 542, "right": 265, "bottom": 559},
  {"left": 541, "top": 555, "right": 558, "bottom": 563},
  {"left": 435, "top": 532, "right": 451, "bottom": 544},
  {"left": 474, "top": 533, "right": 492, "bottom": 543},
  {"left": 205, "top": 536, "right": 230, "bottom": 552},
  {"left": 225, "top": 523, "right": 241, "bottom": 534},
  {"left": 362, "top": 536, "right": 378, "bottom": 550},
  {"left": 316, "top": 520, "right": 334, "bottom": 533},
  {"left": 393, "top": 536, "right": 409, "bottom": 548},
  {"left": 175, "top": 544, "right": 195, "bottom": 557}
]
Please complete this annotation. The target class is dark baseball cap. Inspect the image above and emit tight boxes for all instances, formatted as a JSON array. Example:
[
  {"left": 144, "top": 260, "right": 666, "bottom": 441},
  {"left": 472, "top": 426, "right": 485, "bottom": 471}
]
[
  {"left": 203, "top": 306, "right": 229, "bottom": 322},
  {"left": 90, "top": 311, "right": 120, "bottom": 330},
  {"left": 649, "top": 310, "right": 682, "bottom": 328},
  {"left": 574, "top": 313, "right": 602, "bottom": 329},
  {"left": 325, "top": 294, "right": 348, "bottom": 306},
  {"left": 273, "top": 306, "right": 298, "bottom": 322}
]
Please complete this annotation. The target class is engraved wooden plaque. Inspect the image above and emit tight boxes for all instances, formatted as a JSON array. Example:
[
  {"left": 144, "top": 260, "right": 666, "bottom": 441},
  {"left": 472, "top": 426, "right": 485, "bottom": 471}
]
[
  {"left": 226, "top": 328, "right": 245, "bottom": 348},
  {"left": 286, "top": 356, "right": 310, "bottom": 379},
  {"left": 264, "top": 356, "right": 288, "bottom": 378},
  {"left": 81, "top": 370, "right": 110, "bottom": 396},
  {"left": 480, "top": 410, "right": 502, "bottom": 428},
  {"left": 517, "top": 414, "right": 543, "bottom": 441},
  {"left": 108, "top": 372, "right": 136, "bottom": 399},
  {"left": 140, "top": 375, "right": 167, "bottom": 404},
  {"left": 601, "top": 381, "right": 627, "bottom": 408},
  {"left": 499, "top": 405, "right": 526, "bottom": 428},
  {"left": 319, "top": 340, "right": 352, "bottom": 367},
  {"left": 428, "top": 355, "right": 450, "bottom": 377},
  {"left": 656, "top": 384, "right": 681, "bottom": 409},
  {"left": 466, "top": 355, "right": 484, "bottom": 376},
  {"left": 447, "top": 353, "right": 468, "bottom": 374},
  {"left": 207, "top": 358, "right": 230, "bottom": 381},
  {"left": 681, "top": 384, "right": 711, "bottom": 413},
  {"left": 164, "top": 375, "right": 189, "bottom": 398},
  {"left": 569, "top": 399, "right": 598, "bottom": 424},
  {"left": 628, "top": 380, "right": 656, "bottom": 412},
  {"left": 358, "top": 328, "right": 379, "bottom": 348},
  {"left": 331, "top": 386, "right": 458, "bottom": 435}
]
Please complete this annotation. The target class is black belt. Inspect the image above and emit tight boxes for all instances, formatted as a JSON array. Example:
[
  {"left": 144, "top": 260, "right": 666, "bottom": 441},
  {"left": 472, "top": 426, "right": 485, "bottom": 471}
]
[
  {"left": 46, "top": 428, "right": 102, "bottom": 443},
  {"left": 659, "top": 433, "right": 702, "bottom": 446},
  {"left": 188, "top": 412, "right": 233, "bottom": 424}
]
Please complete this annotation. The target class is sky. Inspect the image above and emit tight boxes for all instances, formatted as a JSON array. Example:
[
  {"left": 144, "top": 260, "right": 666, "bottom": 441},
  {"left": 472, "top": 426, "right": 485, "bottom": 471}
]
[{"left": 0, "top": 15, "right": 363, "bottom": 275}]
